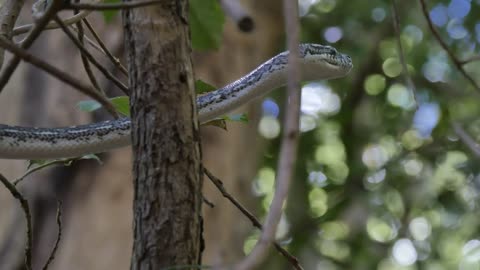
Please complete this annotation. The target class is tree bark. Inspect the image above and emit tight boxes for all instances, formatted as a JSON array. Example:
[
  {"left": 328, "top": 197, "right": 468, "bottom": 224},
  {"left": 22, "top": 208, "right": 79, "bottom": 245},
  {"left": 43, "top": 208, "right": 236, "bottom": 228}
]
[{"left": 123, "top": 1, "right": 203, "bottom": 269}]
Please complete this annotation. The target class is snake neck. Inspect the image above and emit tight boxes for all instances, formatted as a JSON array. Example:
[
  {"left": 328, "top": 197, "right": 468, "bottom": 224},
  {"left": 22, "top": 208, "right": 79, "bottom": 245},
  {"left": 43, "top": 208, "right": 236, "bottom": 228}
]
[{"left": 197, "top": 52, "right": 288, "bottom": 123}]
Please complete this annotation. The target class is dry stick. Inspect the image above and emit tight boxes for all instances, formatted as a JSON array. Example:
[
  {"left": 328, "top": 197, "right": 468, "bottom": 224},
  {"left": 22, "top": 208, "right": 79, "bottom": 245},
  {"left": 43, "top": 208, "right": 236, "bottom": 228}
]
[
  {"left": 64, "top": 0, "right": 163, "bottom": 10},
  {"left": 0, "top": 0, "right": 65, "bottom": 94},
  {"left": 53, "top": 16, "right": 129, "bottom": 95},
  {"left": 391, "top": 0, "right": 418, "bottom": 108},
  {"left": 418, "top": 0, "right": 480, "bottom": 92},
  {"left": 83, "top": 18, "right": 129, "bottom": 77},
  {"left": 41, "top": 201, "right": 63, "bottom": 270},
  {"left": 203, "top": 168, "right": 304, "bottom": 270},
  {"left": 0, "top": 36, "right": 119, "bottom": 117},
  {"left": 235, "top": 0, "right": 301, "bottom": 269},
  {"left": 0, "top": 173, "right": 33, "bottom": 270},
  {"left": 76, "top": 19, "right": 104, "bottom": 95}
]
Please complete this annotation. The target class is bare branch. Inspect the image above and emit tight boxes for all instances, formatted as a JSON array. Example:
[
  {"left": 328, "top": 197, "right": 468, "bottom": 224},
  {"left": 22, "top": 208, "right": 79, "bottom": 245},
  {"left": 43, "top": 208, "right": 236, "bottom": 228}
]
[
  {"left": 204, "top": 168, "right": 304, "bottom": 270},
  {"left": 0, "top": 174, "right": 33, "bottom": 270},
  {"left": 53, "top": 16, "right": 129, "bottom": 95},
  {"left": 391, "top": 0, "right": 417, "bottom": 108},
  {"left": 64, "top": 0, "right": 163, "bottom": 10},
  {"left": 452, "top": 122, "right": 480, "bottom": 158},
  {"left": 460, "top": 55, "right": 480, "bottom": 65},
  {"left": 220, "top": 0, "right": 255, "bottom": 33},
  {"left": 83, "top": 18, "right": 129, "bottom": 76},
  {"left": 41, "top": 201, "right": 62, "bottom": 270},
  {"left": 12, "top": 0, "right": 100, "bottom": 36},
  {"left": 0, "top": 0, "right": 64, "bottom": 94},
  {"left": 76, "top": 19, "right": 104, "bottom": 95},
  {"left": 235, "top": 0, "right": 301, "bottom": 269},
  {"left": 418, "top": 0, "right": 480, "bottom": 93},
  {"left": 0, "top": 35, "right": 119, "bottom": 117},
  {"left": 0, "top": 0, "right": 26, "bottom": 68}
]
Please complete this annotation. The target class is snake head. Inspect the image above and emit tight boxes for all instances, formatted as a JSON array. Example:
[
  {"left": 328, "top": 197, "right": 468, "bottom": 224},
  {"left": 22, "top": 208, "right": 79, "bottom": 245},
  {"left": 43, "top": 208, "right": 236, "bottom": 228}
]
[{"left": 299, "top": 43, "right": 353, "bottom": 80}]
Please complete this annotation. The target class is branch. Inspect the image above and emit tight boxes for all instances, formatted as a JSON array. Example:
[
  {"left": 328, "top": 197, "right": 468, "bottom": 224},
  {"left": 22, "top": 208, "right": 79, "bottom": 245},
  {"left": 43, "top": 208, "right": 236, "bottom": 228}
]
[
  {"left": 53, "top": 16, "right": 129, "bottom": 95},
  {"left": 391, "top": 0, "right": 417, "bottom": 108},
  {"left": 235, "top": 0, "right": 301, "bottom": 269},
  {"left": 460, "top": 55, "right": 480, "bottom": 65},
  {"left": 83, "top": 18, "right": 129, "bottom": 76},
  {"left": 0, "top": 35, "right": 119, "bottom": 117},
  {"left": 0, "top": 174, "right": 33, "bottom": 270},
  {"left": 13, "top": 1, "right": 97, "bottom": 36},
  {"left": 418, "top": 0, "right": 480, "bottom": 93},
  {"left": 203, "top": 168, "right": 303, "bottom": 270},
  {"left": 41, "top": 201, "right": 62, "bottom": 270},
  {"left": 0, "top": 0, "right": 26, "bottom": 68},
  {"left": 0, "top": 0, "right": 64, "bottom": 94},
  {"left": 63, "top": 0, "right": 163, "bottom": 10},
  {"left": 452, "top": 122, "right": 480, "bottom": 158},
  {"left": 220, "top": 0, "right": 255, "bottom": 33}
]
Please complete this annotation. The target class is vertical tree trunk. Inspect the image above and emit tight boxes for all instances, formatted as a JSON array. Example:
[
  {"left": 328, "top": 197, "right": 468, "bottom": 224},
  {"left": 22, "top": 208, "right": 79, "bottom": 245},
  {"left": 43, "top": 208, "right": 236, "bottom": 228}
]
[{"left": 123, "top": 1, "right": 203, "bottom": 268}]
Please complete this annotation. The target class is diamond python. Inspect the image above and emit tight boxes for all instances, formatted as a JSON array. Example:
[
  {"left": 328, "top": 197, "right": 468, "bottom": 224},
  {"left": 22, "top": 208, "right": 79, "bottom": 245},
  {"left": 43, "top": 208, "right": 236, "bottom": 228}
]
[{"left": 0, "top": 44, "right": 352, "bottom": 159}]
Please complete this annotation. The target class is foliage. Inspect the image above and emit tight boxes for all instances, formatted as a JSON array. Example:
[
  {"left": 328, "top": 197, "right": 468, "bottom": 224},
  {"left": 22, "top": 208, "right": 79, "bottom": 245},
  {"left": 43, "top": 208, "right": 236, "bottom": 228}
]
[{"left": 247, "top": 1, "right": 480, "bottom": 269}]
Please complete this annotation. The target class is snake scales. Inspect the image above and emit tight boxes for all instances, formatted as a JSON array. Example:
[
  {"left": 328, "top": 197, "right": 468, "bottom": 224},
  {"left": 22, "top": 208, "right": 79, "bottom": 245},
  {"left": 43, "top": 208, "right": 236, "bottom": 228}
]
[{"left": 0, "top": 44, "right": 352, "bottom": 159}]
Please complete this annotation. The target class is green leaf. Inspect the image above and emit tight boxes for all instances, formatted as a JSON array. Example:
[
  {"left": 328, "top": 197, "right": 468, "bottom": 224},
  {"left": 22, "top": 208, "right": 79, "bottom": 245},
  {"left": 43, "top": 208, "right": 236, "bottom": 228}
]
[
  {"left": 223, "top": 114, "right": 249, "bottom": 123},
  {"left": 77, "top": 100, "right": 102, "bottom": 113},
  {"left": 189, "top": 0, "right": 225, "bottom": 50},
  {"left": 195, "top": 80, "right": 217, "bottom": 94},
  {"left": 77, "top": 96, "right": 130, "bottom": 117},
  {"left": 202, "top": 119, "right": 228, "bottom": 130},
  {"left": 102, "top": 0, "right": 121, "bottom": 23},
  {"left": 110, "top": 96, "right": 130, "bottom": 116}
]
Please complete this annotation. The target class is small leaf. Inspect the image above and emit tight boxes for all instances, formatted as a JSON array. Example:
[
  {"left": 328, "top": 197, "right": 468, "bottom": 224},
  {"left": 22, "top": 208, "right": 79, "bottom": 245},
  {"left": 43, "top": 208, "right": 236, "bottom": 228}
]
[
  {"left": 223, "top": 114, "right": 249, "bottom": 123},
  {"left": 110, "top": 96, "right": 130, "bottom": 116},
  {"left": 195, "top": 80, "right": 217, "bottom": 94},
  {"left": 190, "top": 0, "right": 225, "bottom": 50},
  {"left": 79, "top": 154, "right": 103, "bottom": 165},
  {"left": 202, "top": 119, "right": 228, "bottom": 130},
  {"left": 77, "top": 100, "right": 102, "bottom": 112},
  {"left": 77, "top": 96, "right": 130, "bottom": 117},
  {"left": 102, "top": 0, "right": 121, "bottom": 23}
]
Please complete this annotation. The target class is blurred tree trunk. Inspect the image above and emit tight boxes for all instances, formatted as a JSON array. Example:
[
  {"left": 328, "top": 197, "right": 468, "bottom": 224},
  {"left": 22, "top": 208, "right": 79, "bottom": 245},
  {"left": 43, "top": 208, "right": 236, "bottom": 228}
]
[
  {"left": 124, "top": 0, "right": 203, "bottom": 268},
  {"left": 199, "top": 0, "right": 283, "bottom": 264}
]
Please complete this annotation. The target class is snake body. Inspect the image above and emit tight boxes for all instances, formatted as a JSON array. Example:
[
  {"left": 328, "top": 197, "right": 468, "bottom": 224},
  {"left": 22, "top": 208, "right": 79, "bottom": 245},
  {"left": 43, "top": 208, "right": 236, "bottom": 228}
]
[{"left": 0, "top": 44, "right": 352, "bottom": 159}]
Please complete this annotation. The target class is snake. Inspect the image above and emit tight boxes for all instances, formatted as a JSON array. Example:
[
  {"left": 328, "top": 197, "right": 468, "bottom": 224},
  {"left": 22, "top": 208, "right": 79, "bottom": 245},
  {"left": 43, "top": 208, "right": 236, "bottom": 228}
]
[{"left": 0, "top": 44, "right": 352, "bottom": 160}]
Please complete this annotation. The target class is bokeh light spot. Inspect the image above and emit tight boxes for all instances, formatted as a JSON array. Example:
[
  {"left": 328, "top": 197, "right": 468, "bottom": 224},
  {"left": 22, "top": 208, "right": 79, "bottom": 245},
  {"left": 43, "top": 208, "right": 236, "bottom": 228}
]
[{"left": 364, "top": 74, "right": 386, "bottom": 95}]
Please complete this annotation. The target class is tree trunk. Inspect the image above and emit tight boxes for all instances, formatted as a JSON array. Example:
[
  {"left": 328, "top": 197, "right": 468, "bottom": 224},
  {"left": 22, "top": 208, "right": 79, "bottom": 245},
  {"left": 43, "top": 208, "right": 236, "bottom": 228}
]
[{"left": 123, "top": 0, "right": 203, "bottom": 269}]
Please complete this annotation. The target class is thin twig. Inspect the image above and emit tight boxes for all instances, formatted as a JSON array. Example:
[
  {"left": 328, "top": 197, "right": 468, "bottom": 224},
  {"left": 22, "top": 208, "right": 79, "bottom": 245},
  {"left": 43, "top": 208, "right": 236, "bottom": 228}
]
[
  {"left": 0, "top": 0, "right": 64, "bottom": 94},
  {"left": 12, "top": 3, "right": 97, "bottom": 36},
  {"left": 0, "top": 0, "right": 26, "bottom": 68},
  {"left": 83, "top": 18, "right": 129, "bottom": 76},
  {"left": 76, "top": 18, "right": 104, "bottom": 95},
  {"left": 53, "top": 16, "right": 130, "bottom": 95},
  {"left": 391, "top": 0, "right": 417, "bottom": 108},
  {"left": 203, "top": 169, "right": 303, "bottom": 270},
  {"left": 0, "top": 173, "right": 33, "bottom": 270},
  {"left": 418, "top": 0, "right": 480, "bottom": 93},
  {"left": 42, "top": 201, "right": 63, "bottom": 270},
  {"left": 235, "top": 0, "right": 301, "bottom": 268},
  {"left": 0, "top": 35, "right": 119, "bottom": 117},
  {"left": 64, "top": 0, "right": 163, "bottom": 10},
  {"left": 460, "top": 55, "right": 480, "bottom": 65},
  {"left": 452, "top": 122, "right": 480, "bottom": 158}
]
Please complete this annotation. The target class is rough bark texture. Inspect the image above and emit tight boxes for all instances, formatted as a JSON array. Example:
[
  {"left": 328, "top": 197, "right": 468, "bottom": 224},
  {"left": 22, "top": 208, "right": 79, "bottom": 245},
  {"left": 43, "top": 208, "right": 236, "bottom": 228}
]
[{"left": 123, "top": 1, "right": 203, "bottom": 269}]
